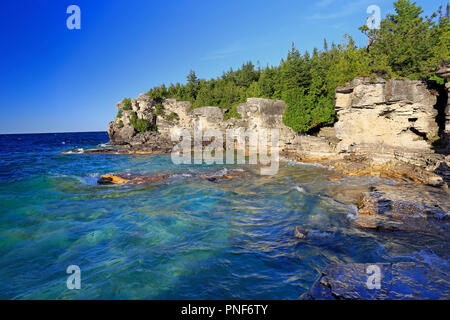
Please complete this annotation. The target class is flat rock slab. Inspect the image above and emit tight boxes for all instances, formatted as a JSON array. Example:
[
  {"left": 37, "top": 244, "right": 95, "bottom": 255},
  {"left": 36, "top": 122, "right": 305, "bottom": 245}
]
[
  {"left": 97, "top": 170, "right": 248, "bottom": 185},
  {"left": 301, "top": 262, "right": 450, "bottom": 300},
  {"left": 354, "top": 183, "right": 450, "bottom": 234}
]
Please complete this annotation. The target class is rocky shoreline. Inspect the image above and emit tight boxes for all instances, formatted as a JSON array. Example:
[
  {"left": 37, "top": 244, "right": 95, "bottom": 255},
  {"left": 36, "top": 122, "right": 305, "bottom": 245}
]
[
  {"left": 104, "top": 74, "right": 450, "bottom": 185},
  {"left": 65, "top": 73, "right": 450, "bottom": 299}
]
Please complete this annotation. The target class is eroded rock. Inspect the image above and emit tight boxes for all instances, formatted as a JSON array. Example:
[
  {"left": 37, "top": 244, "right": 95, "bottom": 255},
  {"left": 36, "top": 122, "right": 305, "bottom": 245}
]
[
  {"left": 97, "top": 170, "right": 248, "bottom": 185},
  {"left": 293, "top": 226, "right": 310, "bottom": 239},
  {"left": 335, "top": 77, "right": 440, "bottom": 153}
]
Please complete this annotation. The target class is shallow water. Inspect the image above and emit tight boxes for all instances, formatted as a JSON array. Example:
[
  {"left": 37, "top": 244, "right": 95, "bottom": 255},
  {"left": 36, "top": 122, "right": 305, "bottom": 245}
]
[{"left": 0, "top": 132, "right": 448, "bottom": 299}]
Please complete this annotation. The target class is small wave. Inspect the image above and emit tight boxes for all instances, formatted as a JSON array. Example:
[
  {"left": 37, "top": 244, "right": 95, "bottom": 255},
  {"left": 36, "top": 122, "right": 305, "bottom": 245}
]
[
  {"left": 346, "top": 205, "right": 359, "bottom": 220},
  {"left": 434, "top": 211, "right": 450, "bottom": 220},
  {"left": 293, "top": 185, "right": 306, "bottom": 193},
  {"left": 284, "top": 159, "right": 333, "bottom": 170},
  {"left": 66, "top": 148, "right": 84, "bottom": 154},
  {"left": 413, "top": 250, "right": 450, "bottom": 270},
  {"left": 308, "top": 229, "right": 334, "bottom": 238}
]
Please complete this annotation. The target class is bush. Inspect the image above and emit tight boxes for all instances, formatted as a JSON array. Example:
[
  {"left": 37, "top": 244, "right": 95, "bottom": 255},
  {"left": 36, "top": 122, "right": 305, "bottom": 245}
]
[
  {"left": 116, "top": 110, "right": 123, "bottom": 118},
  {"left": 165, "top": 112, "right": 179, "bottom": 121},
  {"left": 155, "top": 102, "right": 164, "bottom": 116},
  {"left": 129, "top": 112, "right": 150, "bottom": 133},
  {"left": 224, "top": 103, "right": 242, "bottom": 120},
  {"left": 282, "top": 88, "right": 311, "bottom": 132},
  {"left": 123, "top": 98, "right": 132, "bottom": 110},
  {"left": 118, "top": 120, "right": 124, "bottom": 128}
]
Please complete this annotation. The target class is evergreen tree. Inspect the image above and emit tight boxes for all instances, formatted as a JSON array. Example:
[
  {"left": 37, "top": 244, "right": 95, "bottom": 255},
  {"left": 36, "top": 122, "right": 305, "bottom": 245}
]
[{"left": 142, "top": 0, "right": 448, "bottom": 133}]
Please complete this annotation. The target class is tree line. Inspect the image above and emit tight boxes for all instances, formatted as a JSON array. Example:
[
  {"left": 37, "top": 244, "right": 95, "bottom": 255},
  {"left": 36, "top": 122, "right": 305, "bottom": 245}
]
[{"left": 142, "top": 0, "right": 449, "bottom": 133}]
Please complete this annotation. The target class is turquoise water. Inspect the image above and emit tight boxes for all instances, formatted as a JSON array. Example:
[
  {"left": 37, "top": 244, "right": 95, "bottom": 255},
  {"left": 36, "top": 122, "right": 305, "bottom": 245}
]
[{"left": 0, "top": 132, "right": 448, "bottom": 299}]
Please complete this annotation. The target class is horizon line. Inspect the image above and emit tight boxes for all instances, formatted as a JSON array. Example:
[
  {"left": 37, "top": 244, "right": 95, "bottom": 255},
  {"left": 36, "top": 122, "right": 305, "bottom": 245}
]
[{"left": 0, "top": 130, "right": 108, "bottom": 135}]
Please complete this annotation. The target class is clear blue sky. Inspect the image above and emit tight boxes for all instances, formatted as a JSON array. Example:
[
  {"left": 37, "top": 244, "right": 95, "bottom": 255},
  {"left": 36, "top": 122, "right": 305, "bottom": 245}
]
[{"left": 0, "top": 0, "right": 443, "bottom": 133}]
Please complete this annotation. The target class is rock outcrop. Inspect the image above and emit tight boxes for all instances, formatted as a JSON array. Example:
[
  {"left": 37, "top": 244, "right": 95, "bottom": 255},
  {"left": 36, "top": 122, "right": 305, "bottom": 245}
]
[
  {"left": 335, "top": 77, "right": 439, "bottom": 153},
  {"left": 108, "top": 96, "right": 325, "bottom": 154},
  {"left": 105, "top": 77, "right": 449, "bottom": 185},
  {"left": 354, "top": 183, "right": 450, "bottom": 233},
  {"left": 96, "top": 170, "right": 248, "bottom": 185},
  {"left": 436, "top": 63, "right": 450, "bottom": 149}
]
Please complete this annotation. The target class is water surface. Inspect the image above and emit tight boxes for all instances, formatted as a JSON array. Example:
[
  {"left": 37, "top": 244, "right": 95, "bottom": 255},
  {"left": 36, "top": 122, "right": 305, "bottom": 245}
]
[{"left": 0, "top": 132, "right": 448, "bottom": 299}]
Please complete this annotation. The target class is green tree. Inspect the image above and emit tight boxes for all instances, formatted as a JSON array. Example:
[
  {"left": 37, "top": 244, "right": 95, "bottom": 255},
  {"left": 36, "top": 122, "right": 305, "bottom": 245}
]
[
  {"left": 362, "top": 0, "right": 439, "bottom": 79},
  {"left": 186, "top": 70, "right": 200, "bottom": 101}
]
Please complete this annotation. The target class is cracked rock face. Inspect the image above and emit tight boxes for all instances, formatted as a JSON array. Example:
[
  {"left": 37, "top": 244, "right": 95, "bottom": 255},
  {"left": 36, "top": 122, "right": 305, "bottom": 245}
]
[
  {"left": 354, "top": 183, "right": 450, "bottom": 233},
  {"left": 335, "top": 77, "right": 439, "bottom": 153},
  {"left": 108, "top": 96, "right": 316, "bottom": 153}
]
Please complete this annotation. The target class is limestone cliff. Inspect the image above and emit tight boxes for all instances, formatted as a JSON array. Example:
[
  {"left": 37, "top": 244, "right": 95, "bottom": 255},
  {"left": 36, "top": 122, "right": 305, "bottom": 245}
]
[
  {"left": 106, "top": 76, "right": 449, "bottom": 185},
  {"left": 335, "top": 77, "right": 440, "bottom": 153}
]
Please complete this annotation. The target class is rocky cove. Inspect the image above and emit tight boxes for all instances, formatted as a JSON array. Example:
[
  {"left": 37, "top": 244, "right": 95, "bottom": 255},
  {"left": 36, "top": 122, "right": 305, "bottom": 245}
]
[{"left": 68, "top": 71, "right": 450, "bottom": 299}]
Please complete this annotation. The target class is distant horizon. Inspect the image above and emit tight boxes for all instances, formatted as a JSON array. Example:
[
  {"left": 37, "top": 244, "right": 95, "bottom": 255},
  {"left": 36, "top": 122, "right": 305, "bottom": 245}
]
[{"left": 0, "top": 130, "right": 108, "bottom": 135}]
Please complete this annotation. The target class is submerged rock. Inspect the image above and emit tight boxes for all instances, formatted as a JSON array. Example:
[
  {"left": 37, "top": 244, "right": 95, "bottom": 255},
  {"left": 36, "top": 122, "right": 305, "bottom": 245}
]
[
  {"left": 293, "top": 226, "right": 310, "bottom": 239},
  {"left": 206, "top": 173, "right": 245, "bottom": 182},
  {"left": 97, "top": 173, "right": 172, "bottom": 185},
  {"left": 301, "top": 262, "right": 450, "bottom": 300},
  {"left": 97, "top": 170, "right": 247, "bottom": 185}
]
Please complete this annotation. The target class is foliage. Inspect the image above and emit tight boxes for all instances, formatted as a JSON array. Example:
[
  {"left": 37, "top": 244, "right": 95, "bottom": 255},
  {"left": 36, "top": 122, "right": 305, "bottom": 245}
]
[
  {"left": 129, "top": 112, "right": 150, "bottom": 133},
  {"left": 141, "top": 1, "right": 449, "bottom": 133},
  {"left": 155, "top": 102, "right": 164, "bottom": 116},
  {"left": 165, "top": 112, "right": 179, "bottom": 122},
  {"left": 116, "top": 109, "right": 123, "bottom": 118},
  {"left": 360, "top": 0, "right": 449, "bottom": 79},
  {"left": 223, "top": 103, "right": 242, "bottom": 120},
  {"left": 122, "top": 98, "right": 132, "bottom": 110}
]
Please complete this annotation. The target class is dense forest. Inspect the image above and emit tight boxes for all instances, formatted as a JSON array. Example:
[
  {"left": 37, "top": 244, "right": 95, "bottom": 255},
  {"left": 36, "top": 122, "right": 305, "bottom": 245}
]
[{"left": 135, "top": 0, "right": 449, "bottom": 133}]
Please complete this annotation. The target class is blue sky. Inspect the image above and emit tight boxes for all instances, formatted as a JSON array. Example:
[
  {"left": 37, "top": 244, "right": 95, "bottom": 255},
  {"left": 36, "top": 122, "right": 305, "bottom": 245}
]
[{"left": 0, "top": 0, "right": 443, "bottom": 133}]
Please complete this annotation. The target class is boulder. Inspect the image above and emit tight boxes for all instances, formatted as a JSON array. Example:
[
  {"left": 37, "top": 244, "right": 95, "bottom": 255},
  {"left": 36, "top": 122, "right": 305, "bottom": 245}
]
[{"left": 293, "top": 226, "right": 310, "bottom": 239}]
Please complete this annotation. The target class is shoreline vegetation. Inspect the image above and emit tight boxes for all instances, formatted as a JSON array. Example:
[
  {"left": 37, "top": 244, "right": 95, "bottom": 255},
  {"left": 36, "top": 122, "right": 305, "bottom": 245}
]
[{"left": 140, "top": 0, "right": 448, "bottom": 134}]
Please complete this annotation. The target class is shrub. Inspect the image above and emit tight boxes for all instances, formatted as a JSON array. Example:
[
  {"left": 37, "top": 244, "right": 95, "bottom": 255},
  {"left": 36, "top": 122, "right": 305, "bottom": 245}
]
[
  {"left": 123, "top": 98, "right": 132, "bottom": 110},
  {"left": 116, "top": 110, "right": 123, "bottom": 118},
  {"left": 282, "top": 88, "right": 335, "bottom": 133},
  {"left": 165, "top": 112, "right": 179, "bottom": 121},
  {"left": 224, "top": 103, "right": 242, "bottom": 120},
  {"left": 129, "top": 112, "right": 150, "bottom": 133},
  {"left": 118, "top": 120, "right": 124, "bottom": 128},
  {"left": 155, "top": 102, "right": 164, "bottom": 116},
  {"left": 282, "top": 88, "right": 311, "bottom": 132}
]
